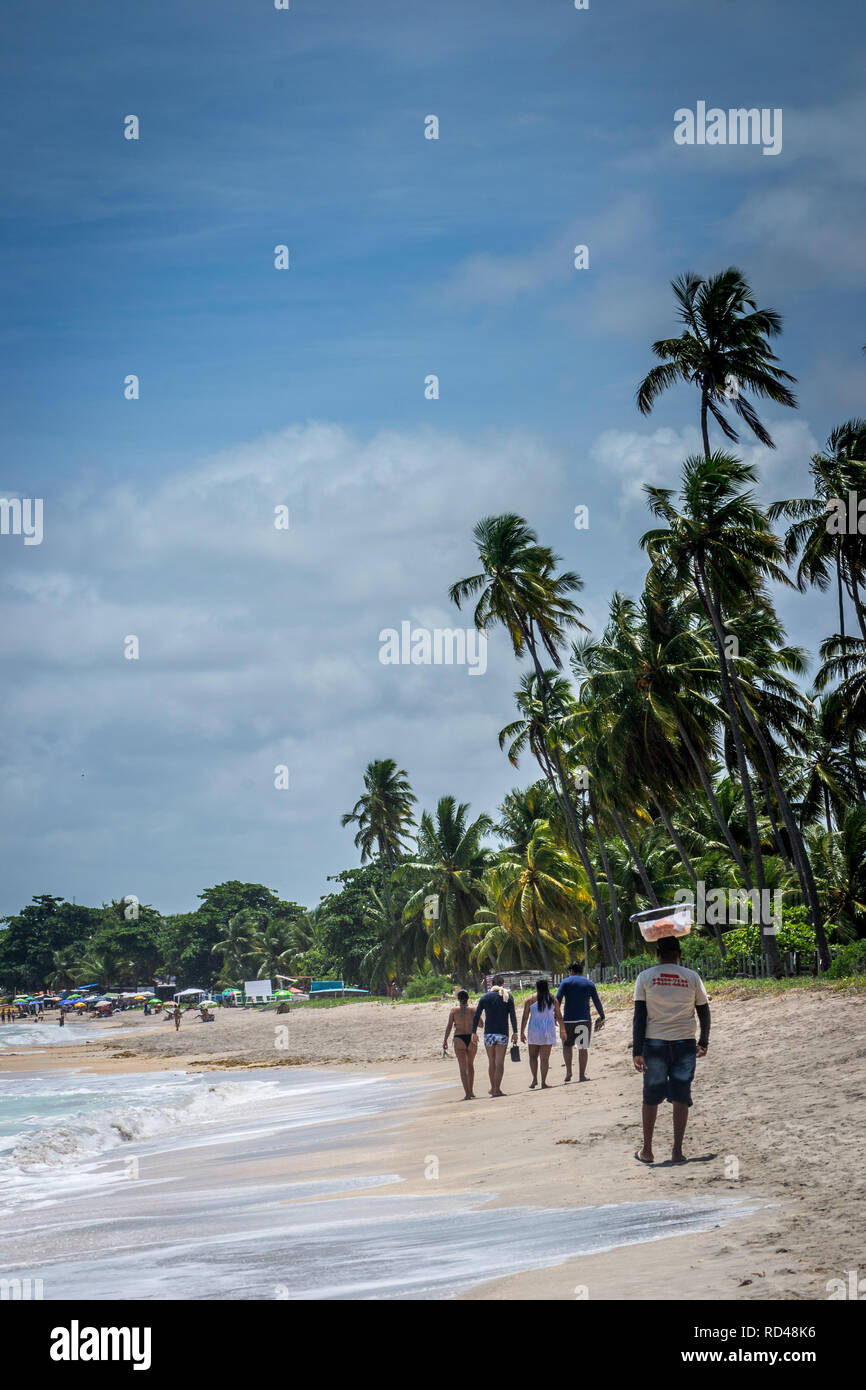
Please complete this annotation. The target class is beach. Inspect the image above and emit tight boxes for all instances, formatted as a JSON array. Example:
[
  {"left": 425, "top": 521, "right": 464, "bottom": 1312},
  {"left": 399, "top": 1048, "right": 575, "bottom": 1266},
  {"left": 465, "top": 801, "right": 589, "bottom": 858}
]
[{"left": 2, "top": 987, "right": 863, "bottom": 1300}]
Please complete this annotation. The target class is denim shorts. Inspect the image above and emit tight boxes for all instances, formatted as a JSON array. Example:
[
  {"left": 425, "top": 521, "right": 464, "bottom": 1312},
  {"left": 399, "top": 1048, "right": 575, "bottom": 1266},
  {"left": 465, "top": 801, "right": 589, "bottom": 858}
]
[{"left": 642, "top": 1038, "right": 697, "bottom": 1106}]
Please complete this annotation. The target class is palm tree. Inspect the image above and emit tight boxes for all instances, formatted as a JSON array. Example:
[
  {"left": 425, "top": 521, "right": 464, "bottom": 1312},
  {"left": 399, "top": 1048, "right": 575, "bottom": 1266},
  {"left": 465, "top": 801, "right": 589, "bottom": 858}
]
[
  {"left": 402, "top": 796, "right": 492, "bottom": 978},
  {"left": 498, "top": 669, "right": 617, "bottom": 963},
  {"left": 341, "top": 759, "right": 416, "bottom": 930},
  {"left": 641, "top": 452, "right": 829, "bottom": 970},
  {"left": 49, "top": 946, "right": 80, "bottom": 993},
  {"left": 637, "top": 267, "right": 797, "bottom": 454},
  {"left": 449, "top": 515, "right": 620, "bottom": 960},
  {"left": 806, "top": 806, "right": 866, "bottom": 939},
  {"left": 488, "top": 821, "right": 591, "bottom": 973},
  {"left": 71, "top": 948, "right": 132, "bottom": 991},
  {"left": 212, "top": 911, "right": 257, "bottom": 985},
  {"left": 771, "top": 421, "right": 866, "bottom": 642},
  {"left": 494, "top": 783, "right": 560, "bottom": 855},
  {"left": 247, "top": 917, "right": 295, "bottom": 992}
]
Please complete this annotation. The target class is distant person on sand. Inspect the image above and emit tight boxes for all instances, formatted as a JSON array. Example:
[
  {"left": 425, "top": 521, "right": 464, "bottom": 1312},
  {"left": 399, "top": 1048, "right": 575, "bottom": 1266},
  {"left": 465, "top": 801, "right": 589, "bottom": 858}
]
[
  {"left": 173, "top": 1006, "right": 182, "bottom": 1032},
  {"left": 520, "top": 980, "right": 563, "bottom": 1089},
  {"left": 556, "top": 960, "right": 605, "bottom": 1082},
  {"left": 443, "top": 989, "right": 478, "bottom": 1100},
  {"left": 472, "top": 975, "right": 518, "bottom": 1098},
  {"left": 632, "top": 937, "right": 710, "bottom": 1165},
  {"left": 58, "top": 1009, "right": 65, "bottom": 1026}
]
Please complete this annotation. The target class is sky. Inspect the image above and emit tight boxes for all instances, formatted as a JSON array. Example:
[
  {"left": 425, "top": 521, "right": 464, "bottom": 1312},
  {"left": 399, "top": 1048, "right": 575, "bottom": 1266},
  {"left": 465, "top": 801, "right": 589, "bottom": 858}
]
[{"left": 1, "top": 0, "right": 864, "bottom": 919}]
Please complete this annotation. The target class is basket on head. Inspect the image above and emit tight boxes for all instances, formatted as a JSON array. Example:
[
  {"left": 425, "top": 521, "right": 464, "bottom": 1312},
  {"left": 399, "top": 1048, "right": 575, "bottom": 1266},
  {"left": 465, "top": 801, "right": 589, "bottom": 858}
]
[{"left": 629, "top": 902, "right": 694, "bottom": 943}]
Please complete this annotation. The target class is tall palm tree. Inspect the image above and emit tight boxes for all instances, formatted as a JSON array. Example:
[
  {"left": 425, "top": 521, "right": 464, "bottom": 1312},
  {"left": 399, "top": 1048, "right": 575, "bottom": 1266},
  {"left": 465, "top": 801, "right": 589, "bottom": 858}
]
[
  {"left": 637, "top": 267, "right": 797, "bottom": 453},
  {"left": 641, "top": 452, "right": 829, "bottom": 971},
  {"left": 498, "top": 669, "right": 617, "bottom": 963},
  {"left": 771, "top": 421, "right": 866, "bottom": 641},
  {"left": 402, "top": 796, "right": 492, "bottom": 979},
  {"left": 450, "top": 515, "right": 618, "bottom": 961},
  {"left": 341, "top": 759, "right": 416, "bottom": 930}
]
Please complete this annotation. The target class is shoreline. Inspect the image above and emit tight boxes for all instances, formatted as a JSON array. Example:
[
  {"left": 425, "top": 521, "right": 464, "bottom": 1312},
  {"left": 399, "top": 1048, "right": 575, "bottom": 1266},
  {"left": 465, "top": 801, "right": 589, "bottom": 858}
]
[{"left": 3, "top": 990, "right": 863, "bottom": 1300}]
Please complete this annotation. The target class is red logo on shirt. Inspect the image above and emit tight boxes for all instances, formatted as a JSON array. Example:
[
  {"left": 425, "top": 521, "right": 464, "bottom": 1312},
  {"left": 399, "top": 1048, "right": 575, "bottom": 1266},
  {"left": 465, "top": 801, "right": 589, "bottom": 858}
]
[{"left": 651, "top": 972, "right": 690, "bottom": 988}]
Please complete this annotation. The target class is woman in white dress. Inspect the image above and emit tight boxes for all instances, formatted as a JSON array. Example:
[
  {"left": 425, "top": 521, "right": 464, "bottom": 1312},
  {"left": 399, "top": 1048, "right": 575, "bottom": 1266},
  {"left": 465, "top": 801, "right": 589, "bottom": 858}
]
[{"left": 520, "top": 979, "right": 564, "bottom": 1089}]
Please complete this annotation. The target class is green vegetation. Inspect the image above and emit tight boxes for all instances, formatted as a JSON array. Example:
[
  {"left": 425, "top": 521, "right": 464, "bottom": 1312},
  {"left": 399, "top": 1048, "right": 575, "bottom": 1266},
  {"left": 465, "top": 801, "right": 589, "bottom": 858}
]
[{"left": 2, "top": 268, "right": 864, "bottom": 997}]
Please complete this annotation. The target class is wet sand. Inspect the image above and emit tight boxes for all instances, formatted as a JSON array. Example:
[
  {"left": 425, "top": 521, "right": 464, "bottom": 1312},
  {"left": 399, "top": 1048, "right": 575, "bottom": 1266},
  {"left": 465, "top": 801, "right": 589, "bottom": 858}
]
[{"left": 4, "top": 989, "right": 863, "bottom": 1299}]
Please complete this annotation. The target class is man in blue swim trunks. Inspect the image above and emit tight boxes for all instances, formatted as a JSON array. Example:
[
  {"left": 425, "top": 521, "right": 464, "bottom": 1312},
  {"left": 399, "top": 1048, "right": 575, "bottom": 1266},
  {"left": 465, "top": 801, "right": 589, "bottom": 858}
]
[
  {"left": 632, "top": 937, "right": 710, "bottom": 1164},
  {"left": 556, "top": 960, "right": 605, "bottom": 1082},
  {"left": 472, "top": 975, "right": 518, "bottom": 1098}
]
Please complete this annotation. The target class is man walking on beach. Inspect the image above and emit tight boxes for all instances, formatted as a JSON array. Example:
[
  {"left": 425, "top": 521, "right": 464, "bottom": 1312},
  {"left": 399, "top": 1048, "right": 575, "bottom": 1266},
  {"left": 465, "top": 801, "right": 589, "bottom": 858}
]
[
  {"left": 472, "top": 975, "right": 518, "bottom": 1098},
  {"left": 556, "top": 960, "right": 605, "bottom": 1082},
  {"left": 632, "top": 937, "right": 710, "bottom": 1164}
]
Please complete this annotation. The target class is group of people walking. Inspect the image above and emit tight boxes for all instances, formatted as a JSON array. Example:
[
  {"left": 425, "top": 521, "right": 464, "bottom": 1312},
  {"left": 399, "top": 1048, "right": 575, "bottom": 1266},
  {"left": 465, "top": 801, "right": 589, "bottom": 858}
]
[{"left": 442, "top": 938, "right": 711, "bottom": 1163}]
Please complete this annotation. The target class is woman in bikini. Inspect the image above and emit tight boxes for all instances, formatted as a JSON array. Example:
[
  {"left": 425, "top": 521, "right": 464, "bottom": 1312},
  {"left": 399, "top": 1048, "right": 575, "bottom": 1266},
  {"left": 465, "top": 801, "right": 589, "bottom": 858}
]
[
  {"left": 520, "top": 979, "right": 563, "bottom": 1089},
  {"left": 443, "top": 989, "right": 478, "bottom": 1100}
]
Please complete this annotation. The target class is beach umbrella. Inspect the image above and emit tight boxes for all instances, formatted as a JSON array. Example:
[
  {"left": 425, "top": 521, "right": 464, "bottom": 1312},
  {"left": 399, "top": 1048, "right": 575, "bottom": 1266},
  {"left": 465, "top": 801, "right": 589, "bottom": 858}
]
[{"left": 74, "top": 1001, "right": 88, "bottom": 1009}]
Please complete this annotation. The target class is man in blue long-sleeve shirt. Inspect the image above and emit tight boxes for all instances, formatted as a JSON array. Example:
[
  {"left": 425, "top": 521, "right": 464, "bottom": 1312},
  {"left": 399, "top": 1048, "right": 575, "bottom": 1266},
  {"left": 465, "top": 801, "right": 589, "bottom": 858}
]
[
  {"left": 472, "top": 975, "right": 518, "bottom": 1098},
  {"left": 556, "top": 960, "right": 605, "bottom": 1082}
]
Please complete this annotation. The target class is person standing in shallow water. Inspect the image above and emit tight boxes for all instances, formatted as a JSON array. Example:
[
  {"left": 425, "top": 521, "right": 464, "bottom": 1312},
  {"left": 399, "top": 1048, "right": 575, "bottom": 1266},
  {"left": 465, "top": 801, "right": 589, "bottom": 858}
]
[
  {"left": 472, "top": 975, "right": 518, "bottom": 1098},
  {"left": 443, "top": 989, "right": 478, "bottom": 1100},
  {"left": 520, "top": 979, "right": 563, "bottom": 1089}
]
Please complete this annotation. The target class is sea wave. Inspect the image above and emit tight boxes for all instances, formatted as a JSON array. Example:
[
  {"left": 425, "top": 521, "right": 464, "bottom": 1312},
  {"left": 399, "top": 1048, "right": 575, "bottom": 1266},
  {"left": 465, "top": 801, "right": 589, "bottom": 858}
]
[{"left": 10, "top": 1078, "right": 282, "bottom": 1170}]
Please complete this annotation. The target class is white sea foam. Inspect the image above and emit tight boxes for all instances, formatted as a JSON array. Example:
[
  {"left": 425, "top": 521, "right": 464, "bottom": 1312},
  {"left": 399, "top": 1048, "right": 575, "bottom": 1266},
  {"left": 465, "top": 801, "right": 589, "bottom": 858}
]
[{"left": 10, "top": 1078, "right": 283, "bottom": 1169}]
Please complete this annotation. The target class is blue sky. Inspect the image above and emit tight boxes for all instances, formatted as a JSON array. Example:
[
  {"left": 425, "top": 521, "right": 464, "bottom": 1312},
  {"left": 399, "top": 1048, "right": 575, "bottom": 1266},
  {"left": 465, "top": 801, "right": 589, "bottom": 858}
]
[{"left": 1, "top": 0, "right": 864, "bottom": 921}]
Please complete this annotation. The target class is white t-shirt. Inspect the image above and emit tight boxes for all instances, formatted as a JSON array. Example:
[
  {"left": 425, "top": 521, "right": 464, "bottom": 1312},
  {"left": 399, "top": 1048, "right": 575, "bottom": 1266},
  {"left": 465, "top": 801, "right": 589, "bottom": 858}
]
[{"left": 633, "top": 963, "right": 709, "bottom": 1041}]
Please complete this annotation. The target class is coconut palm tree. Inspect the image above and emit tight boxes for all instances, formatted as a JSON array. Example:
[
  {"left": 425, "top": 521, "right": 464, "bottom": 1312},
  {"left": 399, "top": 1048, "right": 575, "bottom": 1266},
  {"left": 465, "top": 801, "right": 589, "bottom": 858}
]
[
  {"left": 490, "top": 821, "right": 591, "bottom": 973},
  {"left": 449, "top": 514, "right": 621, "bottom": 958},
  {"left": 771, "top": 420, "right": 866, "bottom": 642},
  {"left": 498, "top": 669, "right": 617, "bottom": 963},
  {"left": 402, "top": 796, "right": 493, "bottom": 978},
  {"left": 247, "top": 917, "right": 295, "bottom": 991},
  {"left": 212, "top": 911, "right": 257, "bottom": 986},
  {"left": 641, "top": 452, "right": 829, "bottom": 970},
  {"left": 341, "top": 759, "right": 416, "bottom": 930},
  {"left": 806, "top": 806, "right": 866, "bottom": 938},
  {"left": 636, "top": 267, "right": 797, "bottom": 454}
]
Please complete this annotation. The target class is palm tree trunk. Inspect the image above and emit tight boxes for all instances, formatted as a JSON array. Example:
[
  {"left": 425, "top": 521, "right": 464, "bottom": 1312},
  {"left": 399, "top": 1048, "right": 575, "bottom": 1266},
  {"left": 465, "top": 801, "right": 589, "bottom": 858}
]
[
  {"left": 652, "top": 797, "right": 698, "bottom": 887},
  {"left": 847, "top": 563, "right": 866, "bottom": 640},
  {"left": 757, "top": 770, "right": 793, "bottom": 866},
  {"left": 700, "top": 385, "right": 711, "bottom": 456},
  {"left": 589, "top": 788, "right": 623, "bottom": 960},
  {"left": 673, "top": 712, "right": 754, "bottom": 889},
  {"left": 610, "top": 805, "right": 660, "bottom": 908},
  {"left": 530, "top": 903, "right": 551, "bottom": 973},
  {"left": 692, "top": 564, "right": 781, "bottom": 974},
  {"left": 697, "top": 565, "right": 829, "bottom": 972},
  {"left": 516, "top": 620, "right": 617, "bottom": 965}
]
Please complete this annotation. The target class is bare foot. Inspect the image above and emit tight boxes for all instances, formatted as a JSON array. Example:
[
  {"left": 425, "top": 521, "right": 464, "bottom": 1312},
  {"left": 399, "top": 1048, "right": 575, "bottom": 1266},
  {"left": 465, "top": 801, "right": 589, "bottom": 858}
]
[
  {"left": 541, "top": 1082, "right": 550, "bottom": 1089},
  {"left": 634, "top": 1149, "right": 654, "bottom": 1164},
  {"left": 671, "top": 1149, "right": 687, "bottom": 1164},
  {"left": 529, "top": 1081, "right": 537, "bottom": 1089}
]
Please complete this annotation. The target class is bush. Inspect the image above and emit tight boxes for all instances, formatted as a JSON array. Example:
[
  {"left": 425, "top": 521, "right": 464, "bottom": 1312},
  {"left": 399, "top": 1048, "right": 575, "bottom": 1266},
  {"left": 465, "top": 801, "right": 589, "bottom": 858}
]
[
  {"left": 403, "top": 972, "right": 452, "bottom": 1000},
  {"left": 825, "top": 939, "right": 866, "bottom": 979}
]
